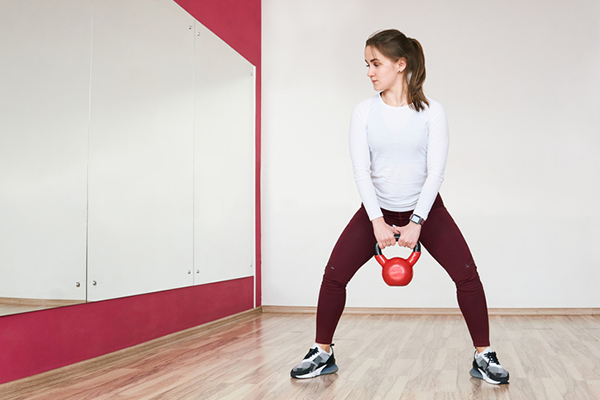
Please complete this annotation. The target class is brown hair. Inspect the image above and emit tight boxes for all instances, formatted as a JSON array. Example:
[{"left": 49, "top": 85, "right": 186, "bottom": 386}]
[{"left": 366, "top": 29, "right": 429, "bottom": 112}]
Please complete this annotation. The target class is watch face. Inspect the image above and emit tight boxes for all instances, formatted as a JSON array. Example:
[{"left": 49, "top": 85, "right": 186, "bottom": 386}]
[{"left": 411, "top": 214, "right": 422, "bottom": 224}]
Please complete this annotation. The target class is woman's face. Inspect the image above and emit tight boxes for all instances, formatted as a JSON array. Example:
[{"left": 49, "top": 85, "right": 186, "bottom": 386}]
[{"left": 364, "top": 45, "right": 404, "bottom": 92}]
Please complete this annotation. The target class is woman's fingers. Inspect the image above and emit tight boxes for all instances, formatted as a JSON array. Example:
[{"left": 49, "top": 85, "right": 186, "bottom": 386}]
[
  {"left": 400, "top": 240, "right": 415, "bottom": 249},
  {"left": 398, "top": 235, "right": 412, "bottom": 248},
  {"left": 372, "top": 218, "right": 400, "bottom": 249},
  {"left": 378, "top": 232, "right": 397, "bottom": 249},
  {"left": 378, "top": 238, "right": 395, "bottom": 249},
  {"left": 396, "top": 223, "right": 421, "bottom": 248}
]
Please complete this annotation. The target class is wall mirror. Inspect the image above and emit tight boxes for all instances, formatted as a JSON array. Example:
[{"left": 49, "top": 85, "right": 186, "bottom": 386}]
[{"left": 0, "top": 0, "right": 255, "bottom": 316}]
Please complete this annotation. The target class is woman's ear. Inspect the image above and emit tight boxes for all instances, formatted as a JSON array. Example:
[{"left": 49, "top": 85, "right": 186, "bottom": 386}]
[{"left": 397, "top": 58, "right": 407, "bottom": 73}]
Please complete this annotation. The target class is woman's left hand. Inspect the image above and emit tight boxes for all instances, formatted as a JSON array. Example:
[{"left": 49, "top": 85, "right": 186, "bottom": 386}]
[{"left": 394, "top": 222, "right": 422, "bottom": 249}]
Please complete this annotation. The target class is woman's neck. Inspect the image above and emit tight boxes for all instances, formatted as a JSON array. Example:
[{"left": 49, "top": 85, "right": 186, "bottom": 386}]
[{"left": 381, "top": 86, "right": 409, "bottom": 107}]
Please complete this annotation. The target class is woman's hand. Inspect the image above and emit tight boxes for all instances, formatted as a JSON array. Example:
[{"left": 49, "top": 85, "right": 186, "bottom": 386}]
[
  {"left": 396, "top": 222, "right": 422, "bottom": 249},
  {"left": 372, "top": 217, "right": 398, "bottom": 249}
]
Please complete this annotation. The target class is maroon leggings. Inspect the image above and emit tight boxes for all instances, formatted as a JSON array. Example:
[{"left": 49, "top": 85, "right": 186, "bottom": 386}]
[{"left": 316, "top": 194, "right": 490, "bottom": 347}]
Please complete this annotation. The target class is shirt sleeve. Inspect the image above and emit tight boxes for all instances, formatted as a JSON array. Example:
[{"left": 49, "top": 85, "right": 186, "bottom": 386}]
[
  {"left": 413, "top": 100, "right": 449, "bottom": 220},
  {"left": 349, "top": 101, "right": 383, "bottom": 221}
]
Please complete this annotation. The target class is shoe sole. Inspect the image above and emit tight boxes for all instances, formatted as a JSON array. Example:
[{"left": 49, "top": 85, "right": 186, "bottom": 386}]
[
  {"left": 469, "top": 368, "right": 483, "bottom": 379},
  {"left": 292, "top": 363, "right": 338, "bottom": 379},
  {"left": 470, "top": 367, "right": 509, "bottom": 385}
]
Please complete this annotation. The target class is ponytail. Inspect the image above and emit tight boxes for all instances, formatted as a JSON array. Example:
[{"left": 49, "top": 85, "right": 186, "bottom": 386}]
[
  {"left": 366, "top": 30, "right": 429, "bottom": 112},
  {"left": 405, "top": 37, "right": 428, "bottom": 112}
]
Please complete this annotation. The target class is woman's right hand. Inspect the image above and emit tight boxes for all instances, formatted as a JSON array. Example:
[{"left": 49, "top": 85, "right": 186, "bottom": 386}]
[{"left": 372, "top": 217, "right": 399, "bottom": 249}]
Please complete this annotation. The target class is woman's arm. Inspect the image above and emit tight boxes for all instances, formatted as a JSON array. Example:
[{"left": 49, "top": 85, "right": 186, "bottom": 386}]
[
  {"left": 412, "top": 100, "right": 450, "bottom": 220},
  {"left": 397, "top": 101, "right": 448, "bottom": 249},
  {"left": 349, "top": 101, "right": 397, "bottom": 249},
  {"left": 349, "top": 102, "right": 381, "bottom": 220}
]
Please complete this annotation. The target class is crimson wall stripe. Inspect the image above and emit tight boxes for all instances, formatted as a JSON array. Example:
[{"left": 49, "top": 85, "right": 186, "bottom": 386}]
[
  {"left": 0, "top": 0, "right": 261, "bottom": 385},
  {"left": 0, "top": 278, "right": 254, "bottom": 384}
]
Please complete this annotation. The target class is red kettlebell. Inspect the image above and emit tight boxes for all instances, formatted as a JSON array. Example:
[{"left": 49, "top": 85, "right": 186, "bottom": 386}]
[{"left": 375, "top": 234, "right": 421, "bottom": 286}]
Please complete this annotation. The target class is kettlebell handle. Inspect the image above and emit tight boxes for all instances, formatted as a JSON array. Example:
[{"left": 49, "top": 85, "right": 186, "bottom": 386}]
[{"left": 375, "top": 233, "right": 421, "bottom": 256}]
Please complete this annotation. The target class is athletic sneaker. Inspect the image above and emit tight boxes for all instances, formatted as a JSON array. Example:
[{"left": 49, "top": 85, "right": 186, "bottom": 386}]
[
  {"left": 470, "top": 347, "right": 510, "bottom": 384},
  {"left": 290, "top": 343, "right": 338, "bottom": 379}
]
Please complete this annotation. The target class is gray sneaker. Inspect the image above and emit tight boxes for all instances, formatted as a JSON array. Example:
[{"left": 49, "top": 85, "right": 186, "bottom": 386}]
[
  {"left": 470, "top": 348, "right": 510, "bottom": 384},
  {"left": 290, "top": 344, "right": 338, "bottom": 379}
]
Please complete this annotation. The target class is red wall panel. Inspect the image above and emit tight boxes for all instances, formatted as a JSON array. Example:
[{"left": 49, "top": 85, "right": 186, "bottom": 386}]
[
  {"left": 0, "top": 278, "right": 254, "bottom": 384},
  {"left": 174, "top": 0, "right": 261, "bottom": 66}
]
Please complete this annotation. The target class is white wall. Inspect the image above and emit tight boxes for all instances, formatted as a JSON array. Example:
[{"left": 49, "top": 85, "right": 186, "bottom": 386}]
[{"left": 262, "top": 0, "right": 600, "bottom": 308}]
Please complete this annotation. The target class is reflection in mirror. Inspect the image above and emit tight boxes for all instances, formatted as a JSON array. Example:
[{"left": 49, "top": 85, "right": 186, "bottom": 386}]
[
  {"left": 194, "top": 22, "right": 256, "bottom": 286},
  {"left": 86, "top": 0, "right": 196, "bottom": 302},
  {"left": 0, "top": 0, "right": 255, "bottom": 316},
  {"left": 0, "top": 0, "right": 91, "bottom": 316}
]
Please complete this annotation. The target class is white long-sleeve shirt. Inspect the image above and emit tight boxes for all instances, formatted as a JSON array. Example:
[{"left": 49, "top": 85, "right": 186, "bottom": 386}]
[{"left": 349, "top": 93, "right": 449, "bottom": 221}]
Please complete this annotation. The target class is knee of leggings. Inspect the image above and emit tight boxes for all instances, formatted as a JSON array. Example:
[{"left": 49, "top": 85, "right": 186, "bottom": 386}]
[
  {"left": 455, "top": 270, "right": 484, "bottom": 294},
  {"left": 321, "top": 264, "right": 348, "bottom": 293}
]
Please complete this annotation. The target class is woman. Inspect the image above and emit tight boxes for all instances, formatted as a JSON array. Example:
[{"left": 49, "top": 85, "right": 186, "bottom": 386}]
[{"left": 290, "top": 29, "right": 509, "bottom": 385}]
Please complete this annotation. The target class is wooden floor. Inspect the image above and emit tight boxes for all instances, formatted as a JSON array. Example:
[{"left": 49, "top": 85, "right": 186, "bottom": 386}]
[{"left": 3, "top": 311, "right": 600, "bottom": 399}]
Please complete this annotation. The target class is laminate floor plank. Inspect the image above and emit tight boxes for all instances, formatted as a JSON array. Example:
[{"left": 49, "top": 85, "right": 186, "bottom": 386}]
[{"left": 4, "top": 313, "right": 600, "bottom": 399}]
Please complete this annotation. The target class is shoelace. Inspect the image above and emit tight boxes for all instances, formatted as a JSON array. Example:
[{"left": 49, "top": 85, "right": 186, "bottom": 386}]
[
  {"left": 484, "top": 351, "right": 501, "bottom": 366},
  {"left": 303, "top": 347, "right": 319, "bottom": 360},
  {"left": 303, "top": 344, "right": 335, "bottom": 360}
]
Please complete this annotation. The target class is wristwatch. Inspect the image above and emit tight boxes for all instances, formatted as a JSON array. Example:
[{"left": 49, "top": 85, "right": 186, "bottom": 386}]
[{"left": 409, "top": 213, "right": 424, "bottom": 225}]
